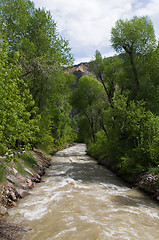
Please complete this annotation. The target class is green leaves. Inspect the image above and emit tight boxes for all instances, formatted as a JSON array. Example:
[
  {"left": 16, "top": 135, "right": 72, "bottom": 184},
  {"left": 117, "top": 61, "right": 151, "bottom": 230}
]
[
  {"left": 71, "top": 75, "right": 103, "bottom": 111},
  {"left": 71, "top": 74, "right": 104, "bottom": 141},
  {"left": 111, "top": 16, "right": 159, "bottom": 102},
  {"left": 0, "top": 0, "right": 75, "bottom": 153},
  {"left": 71, "top": 15, "right": 159, "bottom": 182},
  {"left": 111, "top": 16, "right": 157, "bottom": 55},
  {"left": 0, "top": 41, "right": 39, "bottom": 155}
]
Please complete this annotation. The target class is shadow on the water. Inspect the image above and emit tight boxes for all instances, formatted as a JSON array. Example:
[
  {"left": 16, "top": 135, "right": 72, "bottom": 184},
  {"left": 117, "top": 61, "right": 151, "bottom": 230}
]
[
  {"left": 111, "top": 194, "right": 148, "bottom": 207},
  {"left": 48, "top": 160, "right": 130, "bottom": 188}
]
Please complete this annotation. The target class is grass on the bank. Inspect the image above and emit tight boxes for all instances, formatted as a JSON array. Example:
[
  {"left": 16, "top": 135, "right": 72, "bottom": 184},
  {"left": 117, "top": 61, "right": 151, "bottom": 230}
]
[
  {"left": 14, "top": 151, "right": 38, "bottom": 176},
  {"left": 0, "top": 165, "right": 6, "bottom": 183},
  {"left": 15, "top": 159, "right": 27, "bottom": 176},
  {"left": 21, "top": 151, "right": 38, "bottom": 168}
]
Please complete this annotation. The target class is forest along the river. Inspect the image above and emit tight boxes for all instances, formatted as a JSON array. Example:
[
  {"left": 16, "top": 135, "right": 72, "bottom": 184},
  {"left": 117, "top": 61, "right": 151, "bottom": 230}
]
[{"left": 8, "top": 144, "right": 159, "bottom": 240}]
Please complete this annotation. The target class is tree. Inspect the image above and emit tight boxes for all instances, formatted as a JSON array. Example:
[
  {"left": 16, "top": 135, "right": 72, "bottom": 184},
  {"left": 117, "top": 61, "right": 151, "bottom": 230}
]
[
  {"left": 111, "top": 16, "right": 157, "bottom": 97},
  {"left": 90, "top": 51, "right": 125, "bottom": 107},
  {"left": 0, "top": 39, "right": 39, "bottom": 155},
  {"left": 0, "top": 0, "right": 73, "bottom": 112},
  {"left": 0, "top": 0, "right": 75, "bottom": 152},
  {"left": 0, "top": 0, "right": 73, "bottom": 64},
  {"left": 71, "top": 75, "right": 104, "bottom": 141}
]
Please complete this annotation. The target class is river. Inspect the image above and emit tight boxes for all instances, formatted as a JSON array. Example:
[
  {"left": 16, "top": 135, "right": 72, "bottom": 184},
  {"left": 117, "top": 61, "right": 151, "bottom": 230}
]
[{"left": 8, "top": 143, "right": 159, "bottom": 239}]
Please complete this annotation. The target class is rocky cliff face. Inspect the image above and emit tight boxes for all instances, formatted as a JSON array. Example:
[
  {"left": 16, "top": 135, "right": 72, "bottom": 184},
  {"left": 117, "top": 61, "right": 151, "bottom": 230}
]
[
  {"left": 64, "top": 62, "right": 95, "bottom": 83},
  {"left": 64, "top": 62, "right": 91, "bottom": 75}
]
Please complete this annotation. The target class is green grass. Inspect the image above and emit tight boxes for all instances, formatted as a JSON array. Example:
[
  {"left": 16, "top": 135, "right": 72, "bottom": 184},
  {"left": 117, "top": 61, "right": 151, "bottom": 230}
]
[
  {"left": 0, "top": 164, "right": 6, "bottom": 183},
  {"left": 15, "top": 159, "right": 26, "bottom": 176},
  {"left": 14, "top": 152, "right": 38, "bottom": 176},
  {"left": 21, "top": 152, "right": 38, "bottom": 170}
]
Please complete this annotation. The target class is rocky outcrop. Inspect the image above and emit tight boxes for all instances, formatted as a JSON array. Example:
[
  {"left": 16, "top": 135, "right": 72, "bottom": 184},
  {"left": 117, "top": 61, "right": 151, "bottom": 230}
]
[
  {"left": 64, "top": 62, "right": 97, "bottom": 84},
  {"left": 64, "top": 62, "right": 91, "bottom": 76},
  {"left": 136, "top": 172, "right": 159, "bottom": 201}
]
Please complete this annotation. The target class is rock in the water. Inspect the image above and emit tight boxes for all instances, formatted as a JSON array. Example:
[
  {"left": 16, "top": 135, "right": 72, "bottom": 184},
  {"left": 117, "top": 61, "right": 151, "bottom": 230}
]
[
  {"left": 0, "top": 206, "right": 8, "bottom": 215},
  {"left": 31, "top": 174, "right": 41, "bottom": 183},
  {"left": 26, "top": 178, "right": 33, "bottom": 189},
  {"left": 15, "top": 188, "right": 30, "bottom": 198},
  {"left": 10, "top": 190, "right": 16, "bottom": 201}
]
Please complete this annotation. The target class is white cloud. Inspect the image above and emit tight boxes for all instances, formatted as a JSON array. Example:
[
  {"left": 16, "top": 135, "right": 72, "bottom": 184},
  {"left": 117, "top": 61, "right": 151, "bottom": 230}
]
[
  {"left": 32, "top": 0, "right": 159, "bottom": 64},
  {"left": 74, "top": 50, "right": 116, "bottom": 65},
  {"left": 135, "top": 0, "right": 159, "bottom": 16},
  {"left": 74, "top": 56, "right": 94, "bottom": 65}
]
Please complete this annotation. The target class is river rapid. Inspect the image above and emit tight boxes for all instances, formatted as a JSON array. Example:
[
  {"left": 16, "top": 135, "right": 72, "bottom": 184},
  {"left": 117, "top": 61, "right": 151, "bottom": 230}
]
[{"left": 8, "top": 144, "right": 159, "bottom": 239}]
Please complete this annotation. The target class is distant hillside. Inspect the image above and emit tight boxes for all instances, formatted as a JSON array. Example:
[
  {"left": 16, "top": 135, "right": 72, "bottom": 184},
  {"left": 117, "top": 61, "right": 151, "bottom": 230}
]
[{"left": 64, "top": 62, "right": 95, "bottom": 82}]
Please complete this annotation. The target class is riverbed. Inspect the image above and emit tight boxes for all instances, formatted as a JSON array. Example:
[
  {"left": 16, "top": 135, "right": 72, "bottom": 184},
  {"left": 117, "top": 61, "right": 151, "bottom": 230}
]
[{"left": 8, "top": 144, "right": 159, "bottom": 239}]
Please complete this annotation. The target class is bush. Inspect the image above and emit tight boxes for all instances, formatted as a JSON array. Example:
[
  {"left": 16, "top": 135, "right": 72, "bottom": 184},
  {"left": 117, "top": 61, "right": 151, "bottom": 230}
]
[
  {"left": 88, "top": 93, "right": 159, "bottom": 181},
  {"left": 87, "top": 130, "right": 108, "bottom": 160}
]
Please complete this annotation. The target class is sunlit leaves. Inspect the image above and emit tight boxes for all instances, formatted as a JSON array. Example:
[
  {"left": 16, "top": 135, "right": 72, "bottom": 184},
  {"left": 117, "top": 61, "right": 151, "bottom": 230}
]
[
  {"left": 0, "top": 0, "right": 75, "bottom": 152},
  {"left": 0, "top": 41, "right": 39, "bottom": 155}
]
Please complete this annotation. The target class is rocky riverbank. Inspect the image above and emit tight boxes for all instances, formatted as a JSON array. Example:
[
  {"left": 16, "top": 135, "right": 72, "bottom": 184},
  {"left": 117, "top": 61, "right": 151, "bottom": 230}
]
[
  {"left": 0, "top": 149, "right": 51, "bottom": 240},
  {"left": 135, "top": 172, "right": 159, "bottom": 201}
]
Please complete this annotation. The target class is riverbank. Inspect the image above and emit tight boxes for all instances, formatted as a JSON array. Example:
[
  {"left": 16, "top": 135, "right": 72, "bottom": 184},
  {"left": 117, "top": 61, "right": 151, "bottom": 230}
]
[
  {"left": 0, "top": 149, "right": 52, "bottom": 240},
  {"left": 135, "top": 172, "right": 159, "bottom": 201},
  {"left": 91, "top": 155, "right": 159, "bottom": 202}
]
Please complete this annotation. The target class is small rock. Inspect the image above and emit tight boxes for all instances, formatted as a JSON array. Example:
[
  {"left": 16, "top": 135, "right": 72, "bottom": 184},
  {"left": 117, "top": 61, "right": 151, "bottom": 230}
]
[
  {"left": 16, "top": 188, "right": 30, "bottom": 198},
  {"left": 7, "top": 182, "right": 14, "bottom": 188},
  {"left": 12, "top": 167, "right": 18, "bottom": 175},
  {"left": 24, "top": 167, "right": 34, "bottom": 176},
  {"left": 37, "top": 174, "right": 41, "bottom": 179},
  {"left": 31, "top": 174, "right": 41, "bottom": 183},
  {"left": 10, "top": 190, "right": 16, "bottom": 201},
  {"left": 0, "top": 206, "right": 8, "bottom": 215},
  {"left": 7, "top": 166, "right": 12, "bottom": 172},
  {"left": 26, "top": 178, "right": 33, "bottom": 189},
  {"left": 9, "top": 201, "right": 17, "bottom": 207}
]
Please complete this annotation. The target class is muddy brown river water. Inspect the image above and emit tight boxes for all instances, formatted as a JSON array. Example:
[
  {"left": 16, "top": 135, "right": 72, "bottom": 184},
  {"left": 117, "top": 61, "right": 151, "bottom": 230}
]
[{"left": 8, "top": 144, "right": 159, "bottom": 239}]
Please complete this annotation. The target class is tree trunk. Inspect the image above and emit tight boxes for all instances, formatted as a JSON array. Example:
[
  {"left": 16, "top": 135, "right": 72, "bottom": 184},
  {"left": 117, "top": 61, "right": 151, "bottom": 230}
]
[
  {"left": 129, "top": 53, "right": 139, "bottom": 97},
  {"left": 99, "top": 74, "right": 113, "bottom": 108}
]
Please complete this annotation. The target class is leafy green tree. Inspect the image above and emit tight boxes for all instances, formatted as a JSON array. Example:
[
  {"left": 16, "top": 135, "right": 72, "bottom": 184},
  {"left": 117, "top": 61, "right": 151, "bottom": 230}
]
[
  {"left": 0, "top": 0, "right": 73, "bottom": 112},
  {"left": 90, "top": 51, "right": 125, "bottom": 107},
  {"left": 0, "top": 0, "right": 73, "bottom": 64},
  {"left": 0, "top": 0, "right": 75, "bottom": 151},
  {"left": 111, "top": 16, "right": 157, "bottom": 97},
  {"left": 71, "top": 75, "right": 104, "bottom": 141},
  {"left": 49, "top": 72, "right": 77, "bottom": 147},
  {"left": 0, "top": 40, "right": 39, "bottom": 155},
  {"left": 88, "top": 90, "right": 159, "bottom": 181},
  {"left": 142, "top": 47, "right": 159, "bottom": 113}
]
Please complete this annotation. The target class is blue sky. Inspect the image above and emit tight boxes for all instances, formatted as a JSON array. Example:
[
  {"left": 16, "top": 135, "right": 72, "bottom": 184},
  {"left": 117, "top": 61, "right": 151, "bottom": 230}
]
[{"left": 32, "top": 0, "right": 159, "bottom": 64}]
